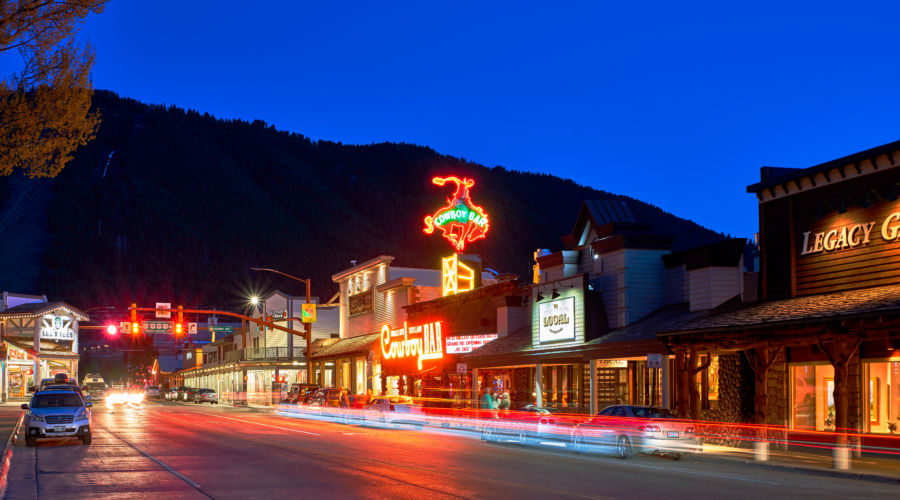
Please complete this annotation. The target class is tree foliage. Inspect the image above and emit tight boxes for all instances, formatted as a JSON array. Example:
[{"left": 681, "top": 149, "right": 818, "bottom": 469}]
[{"left": 0, "top": 0, "right": 106, "bottom": 178}]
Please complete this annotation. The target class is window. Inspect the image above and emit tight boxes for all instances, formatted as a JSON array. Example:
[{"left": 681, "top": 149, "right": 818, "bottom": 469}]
[
  {"left": 613, "top": 406, "right": 626, "bottom": 417},
  {"left": 598, "top": 406, "right": 615, "bottom": 416}
]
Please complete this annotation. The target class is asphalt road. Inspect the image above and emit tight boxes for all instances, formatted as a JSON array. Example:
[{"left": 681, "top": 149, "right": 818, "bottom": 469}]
[{"left": 3, "top": 401, "right": 896, "bottom": 499}]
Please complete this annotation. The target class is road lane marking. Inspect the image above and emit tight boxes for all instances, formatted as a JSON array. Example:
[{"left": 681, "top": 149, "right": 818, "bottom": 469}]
[
  {"left": 92, "top": 420, "right": 212, "bottom": 498},
  {"left": 189, "top": 412, "right": 321, "bottom": 435}
]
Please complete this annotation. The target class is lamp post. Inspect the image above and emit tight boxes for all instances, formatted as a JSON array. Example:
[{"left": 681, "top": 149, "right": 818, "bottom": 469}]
[{"left": 250, "top": 267, "right": 313, "bottom": 385}]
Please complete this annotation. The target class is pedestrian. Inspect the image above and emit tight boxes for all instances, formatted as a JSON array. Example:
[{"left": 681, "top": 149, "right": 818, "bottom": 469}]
[
  {"left": 340, "top": 389, "right": 350, "bottom": 409},
  {"left": 479, "top": 389, "right": 494, "bottom": 411},
  {"left": 365, "top": 388, "right": 373, "bottom": 405},
  {"left": 499, "top": 391, "right": 510, "bottom": 412}
]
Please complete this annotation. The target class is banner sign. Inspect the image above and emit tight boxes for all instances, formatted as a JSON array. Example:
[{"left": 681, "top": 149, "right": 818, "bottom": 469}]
[
  {"left": 301, "top": 303, "right": 317, "bottom": 323},
  {"left": 445, "top": 334, "right": 498, "bottom": 354},
  {"left": 155, "top": 302, "right": 171, "bottom": 319}
]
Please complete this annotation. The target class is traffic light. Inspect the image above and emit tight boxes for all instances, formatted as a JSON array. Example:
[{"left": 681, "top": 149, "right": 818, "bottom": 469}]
[
  {"left": 130, "top": 303, "right": 139, "bottom": 334},
  {"left": 174, "top": 305, "right": 184, "bottom": 336}
]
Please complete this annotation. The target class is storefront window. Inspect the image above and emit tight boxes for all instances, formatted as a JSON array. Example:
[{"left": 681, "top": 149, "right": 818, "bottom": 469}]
[
  {"left": 540, "top": 364, "right": 583, "bottom": 410},
  {"left": 373, "top": 358, "right": 382, "bottom": 395},
  {"left": 355, "top": 357, "right": 366, "bottom": 396},
  {"left": 864, "top": 361, "right": 900, "bottom": 433},
  {"left": 791, "top": 363, "right": 835, "bottom": 431}
]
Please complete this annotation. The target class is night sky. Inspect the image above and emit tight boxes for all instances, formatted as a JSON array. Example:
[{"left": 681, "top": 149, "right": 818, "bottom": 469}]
[{"left": 70, "top": 1, "right": 900, "bottom": 239}]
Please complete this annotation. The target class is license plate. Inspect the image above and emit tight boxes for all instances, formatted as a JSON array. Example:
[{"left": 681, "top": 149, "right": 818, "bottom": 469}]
[
  {"left": 667, "top": 431, "right": 679, "bottom": 438},
  {"left": 54, "top": 425, "right": 66, "bottom": 432}
]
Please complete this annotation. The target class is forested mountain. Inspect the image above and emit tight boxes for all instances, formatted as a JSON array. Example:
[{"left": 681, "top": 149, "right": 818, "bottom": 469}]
[{"left": 0, "top": 91, "right": 728, "bottom": 312}]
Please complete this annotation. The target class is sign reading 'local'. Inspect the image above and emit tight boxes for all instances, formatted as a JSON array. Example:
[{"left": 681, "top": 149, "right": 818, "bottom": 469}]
[
  {"left": 538, "top": 297, "right": 575, "bottom": 343},
  {"left": 381, "top": 321, "right": 444, "bottom": 370}
]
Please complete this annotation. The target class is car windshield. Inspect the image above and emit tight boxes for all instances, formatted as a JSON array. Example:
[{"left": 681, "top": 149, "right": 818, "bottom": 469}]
[
  {"left": 631, "top": 407, "right": 677, "bottom": 419},
  {"left": 32, "top": 393, "right": 82, "bottom": 408}
]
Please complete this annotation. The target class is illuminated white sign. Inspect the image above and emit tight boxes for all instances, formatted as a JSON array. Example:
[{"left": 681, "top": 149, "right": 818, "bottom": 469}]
[
  {"left": 538, "top": 297, "right": 575, "bottom": 343},
  {"left": 445, "top": 334, "right": 498, "bottom": 354},
  {"left": 597, "top": 359, "right": 627, "bottom": 368},
  {"left": 40, "top": 315, "right": 75, "bottom": 341}
]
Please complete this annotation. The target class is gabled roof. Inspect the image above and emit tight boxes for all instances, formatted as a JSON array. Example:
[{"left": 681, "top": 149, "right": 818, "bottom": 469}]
[
  {"left": 0, "top": 302, "right": 88, "bottom": 321},
  {"left": 332, "top": 255, "right": 394, "bottom": 282}
]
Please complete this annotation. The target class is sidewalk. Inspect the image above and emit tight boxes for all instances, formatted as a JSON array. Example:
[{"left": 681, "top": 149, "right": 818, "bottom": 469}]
[
  {"left": 0, "top": 403, "right": 24, "bottom": 452},
  {"left": 697, "top": 442, "right": 900, "bottom": 484}
]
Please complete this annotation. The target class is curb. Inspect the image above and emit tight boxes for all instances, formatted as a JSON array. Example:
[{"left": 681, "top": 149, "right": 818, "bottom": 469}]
[
  {"left": 695, "top": 453, "right": 900, "bottom": 485},
  {"left": 0, "top": 410, "right": 25, "bottom": 498}
]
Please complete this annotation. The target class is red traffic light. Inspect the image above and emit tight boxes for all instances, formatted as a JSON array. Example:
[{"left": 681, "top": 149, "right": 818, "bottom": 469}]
[
  {"left": 106, "top": 325, "right": 118, "bottom": 335},
  {"left": 131, "top": 322, "right": 140, "bottom": 335},
  {"left": 174, "top": 322, "right": 183, "bottom": 336}
]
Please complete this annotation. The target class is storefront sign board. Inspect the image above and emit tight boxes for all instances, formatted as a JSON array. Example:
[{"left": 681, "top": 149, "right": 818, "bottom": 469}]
[
  {"left": 445, "top": 334, "right": 498, "bottom": 354},
  {"left": 596, "top": 359, "right": 627, "bottom": 368},
  {"left": 39, "top": 315, "right": 75, "bottom": 340},
  {"left": 381, "top": 320, "right": 444, "bottom": 370},
  {"left": 423, "top": 176, "right": 490, "bottom": 252},
  {"left": 538, "top": 297, "right": 575, "bottom": 343}
]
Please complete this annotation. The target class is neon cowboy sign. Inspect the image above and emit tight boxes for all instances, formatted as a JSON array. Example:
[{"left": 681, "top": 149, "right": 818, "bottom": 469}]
[
  {"left": 423, "top": 176, "right": 490, "bottom": 252},
  {"left": 380, "top": 320, "right": 444, "bottom": 370}
]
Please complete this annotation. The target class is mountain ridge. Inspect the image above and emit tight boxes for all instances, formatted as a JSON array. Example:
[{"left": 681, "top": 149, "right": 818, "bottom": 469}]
[{"left": 0, "top": 90, "right": 728, "bottom": 313}]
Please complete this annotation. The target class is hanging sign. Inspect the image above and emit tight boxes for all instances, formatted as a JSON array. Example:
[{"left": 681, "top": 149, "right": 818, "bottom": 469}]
[
  {"left": 155, "top": 302, "right": 171, "bottom": 319},
  {"left": 423, "top": 176, "right": 490, "bottom": 252},
  {"left": 381, "top": 320, "right": 444, "bottom": 370},
  {"left": 538, "top": 297, "right": 575, "bottom": 343},
  {"left": 301, "top": 303, "right": 317, "bottom": 323},
  {"left": 40, "top": 315, "right": 75, "bottom": 340}
]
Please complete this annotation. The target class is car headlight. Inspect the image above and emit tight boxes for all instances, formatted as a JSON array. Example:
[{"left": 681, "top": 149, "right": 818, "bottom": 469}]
[
  {"left": 75, "top": 409, "right": 88, "bottom": 421},
  {"left": 30, "top": 414, "right": 45, "bottom": 423}
]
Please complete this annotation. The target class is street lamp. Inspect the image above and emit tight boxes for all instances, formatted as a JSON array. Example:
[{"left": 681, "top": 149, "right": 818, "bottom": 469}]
[
  {"left": 250, "top": 267, "right": 313, "bottom": 385},
  {"left": 247, "top": 294, "right": 266, "bottom": 352}
]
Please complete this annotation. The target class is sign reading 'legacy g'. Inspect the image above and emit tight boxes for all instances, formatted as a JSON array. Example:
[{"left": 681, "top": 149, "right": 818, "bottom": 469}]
[
  {"left": 538, "top": 297, "right": 575, "bottom": 343},
  {"left": 800, "top": 210, "right": 900, "bottom": 256}
]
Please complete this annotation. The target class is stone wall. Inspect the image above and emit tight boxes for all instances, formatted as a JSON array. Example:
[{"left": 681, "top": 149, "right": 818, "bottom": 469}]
[{"left": 766, "top": 349, "right": 788, "bottom": 426}]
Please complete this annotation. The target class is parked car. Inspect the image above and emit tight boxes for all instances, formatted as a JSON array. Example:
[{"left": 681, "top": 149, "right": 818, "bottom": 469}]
[
  {"left": 571, "top": 405, "right": 699, "bottom": 459},
  {"left": 282, "top": 383, "right": 320, "bottom": 404},
  {"left": 176, "top": 387, "right": 193, "bottom": 401},
  {"left": 183, "top": 388, "right": 200, "bottom": 402},
  {"left": 193, "top": 388, "right": 218, "bottom": 404},
  {"left": 22, "top": 389, "right": 92, "bottom": 446},
  {"left": 145, "top": 385, "right": 161, "bottom": 398},
  {"left": 364, "top": 396, "right": 423, "bottom": 426},
  {"left": 164, "top": 387, "right": 179, "bottom": 401}
]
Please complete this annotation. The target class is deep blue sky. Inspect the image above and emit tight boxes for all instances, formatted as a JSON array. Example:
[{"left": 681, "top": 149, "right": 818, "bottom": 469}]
[{"left": 68, "top": 2, "right": 900, "bottom": 239}]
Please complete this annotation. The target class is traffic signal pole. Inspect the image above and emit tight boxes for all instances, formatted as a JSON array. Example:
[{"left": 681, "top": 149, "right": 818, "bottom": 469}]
[{"left": 128, "top": 305, "right": 313, "bottom": 383}]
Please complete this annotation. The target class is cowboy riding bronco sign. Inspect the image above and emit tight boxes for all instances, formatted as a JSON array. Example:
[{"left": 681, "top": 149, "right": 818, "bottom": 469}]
[{"left": 423, "top": 176, "right": 490, "bottom": 252}]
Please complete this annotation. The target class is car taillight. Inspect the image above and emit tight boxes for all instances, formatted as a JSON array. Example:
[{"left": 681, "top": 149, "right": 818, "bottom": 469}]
[
  {"left": 639, "top": 425, "right": 661, "bottom": 433},
  {"left": 685, "top": 426, "right": 695, "bottom": 434},
  {"left": 390, "top": 404, "right": 395, "bottom": 411}
]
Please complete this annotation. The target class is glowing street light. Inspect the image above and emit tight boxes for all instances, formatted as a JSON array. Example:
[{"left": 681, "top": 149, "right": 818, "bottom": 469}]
[
  {"left": 106, "top": 325, "right": 118, "bottom": 335},
  {"left": 249, "top": 296, "right": 260, "bottom": 306}
]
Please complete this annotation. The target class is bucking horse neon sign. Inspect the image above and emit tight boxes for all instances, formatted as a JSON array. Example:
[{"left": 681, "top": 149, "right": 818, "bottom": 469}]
[{"left": 423, "top": 176, "right": 490, "bottom": 252}]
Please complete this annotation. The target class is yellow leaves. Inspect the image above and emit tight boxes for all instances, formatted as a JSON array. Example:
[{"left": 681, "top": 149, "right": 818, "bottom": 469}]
[{"left": 0, "top": 0, "right": 107, "bottom": 178}]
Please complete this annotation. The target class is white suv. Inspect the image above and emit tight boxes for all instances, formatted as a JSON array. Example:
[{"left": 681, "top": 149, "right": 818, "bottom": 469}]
[{"left": 23, "top": 389, "right": 93, "bottom": 446}]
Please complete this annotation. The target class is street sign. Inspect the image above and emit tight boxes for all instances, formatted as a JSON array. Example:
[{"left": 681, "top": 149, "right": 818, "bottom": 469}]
[
  {"left": 155, "top": 302, "right": 171, "bottom": 319},
  {"left": 142, "top": 320, "right": 172, "bottom": 334},
  {"left": 301, "top": 303, "right": 317, "bottom": 323},
  {"left": 647, "top": 353, "right": 663, "bottom": 369},
  {"left": 120, "top": 321, "right": 131, "bottom": 331},
  {"left": 456, "top": 362, "right": 467, "bottom": 374},
  {"left": 209, "top": 326, "right": 233, "bottom": 333},
  {"left": 188, "top": 322, "right": 197, "bottom": 335}
]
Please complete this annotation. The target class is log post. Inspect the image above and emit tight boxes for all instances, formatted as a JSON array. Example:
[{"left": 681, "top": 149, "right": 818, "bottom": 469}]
[
  {"left": 818, "top": 334, "right": 863, "bottom": 469},
  {"left": 688, "top": 349, "right": 711, "bottom": 421},
  {"left": 675, "top": 350, "right": 689, "bottom": 418},
  {"left": 744, "top": 345, "right": 782, "bottom": 458}
]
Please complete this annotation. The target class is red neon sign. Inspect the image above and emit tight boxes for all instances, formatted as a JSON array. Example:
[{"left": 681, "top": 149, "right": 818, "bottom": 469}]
[
  {"left": 381, "top": 321, "right": 444, "bottom": 370},
  {"left": 423, "top": 176, "right": 490, "bottom": 252}
]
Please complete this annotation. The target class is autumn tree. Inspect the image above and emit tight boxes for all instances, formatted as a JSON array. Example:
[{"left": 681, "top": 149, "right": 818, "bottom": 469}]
[{"left": 0, "top": 0, "right": 107, "bottom": 178}]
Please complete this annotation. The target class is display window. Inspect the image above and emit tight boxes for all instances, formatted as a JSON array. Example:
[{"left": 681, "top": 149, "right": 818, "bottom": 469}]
[
  {"left": 791, "top": 363, "right": 835, "bottom": 431},
  {"left": 864, "top": 361, "right": 900, "bottom": 434}
]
